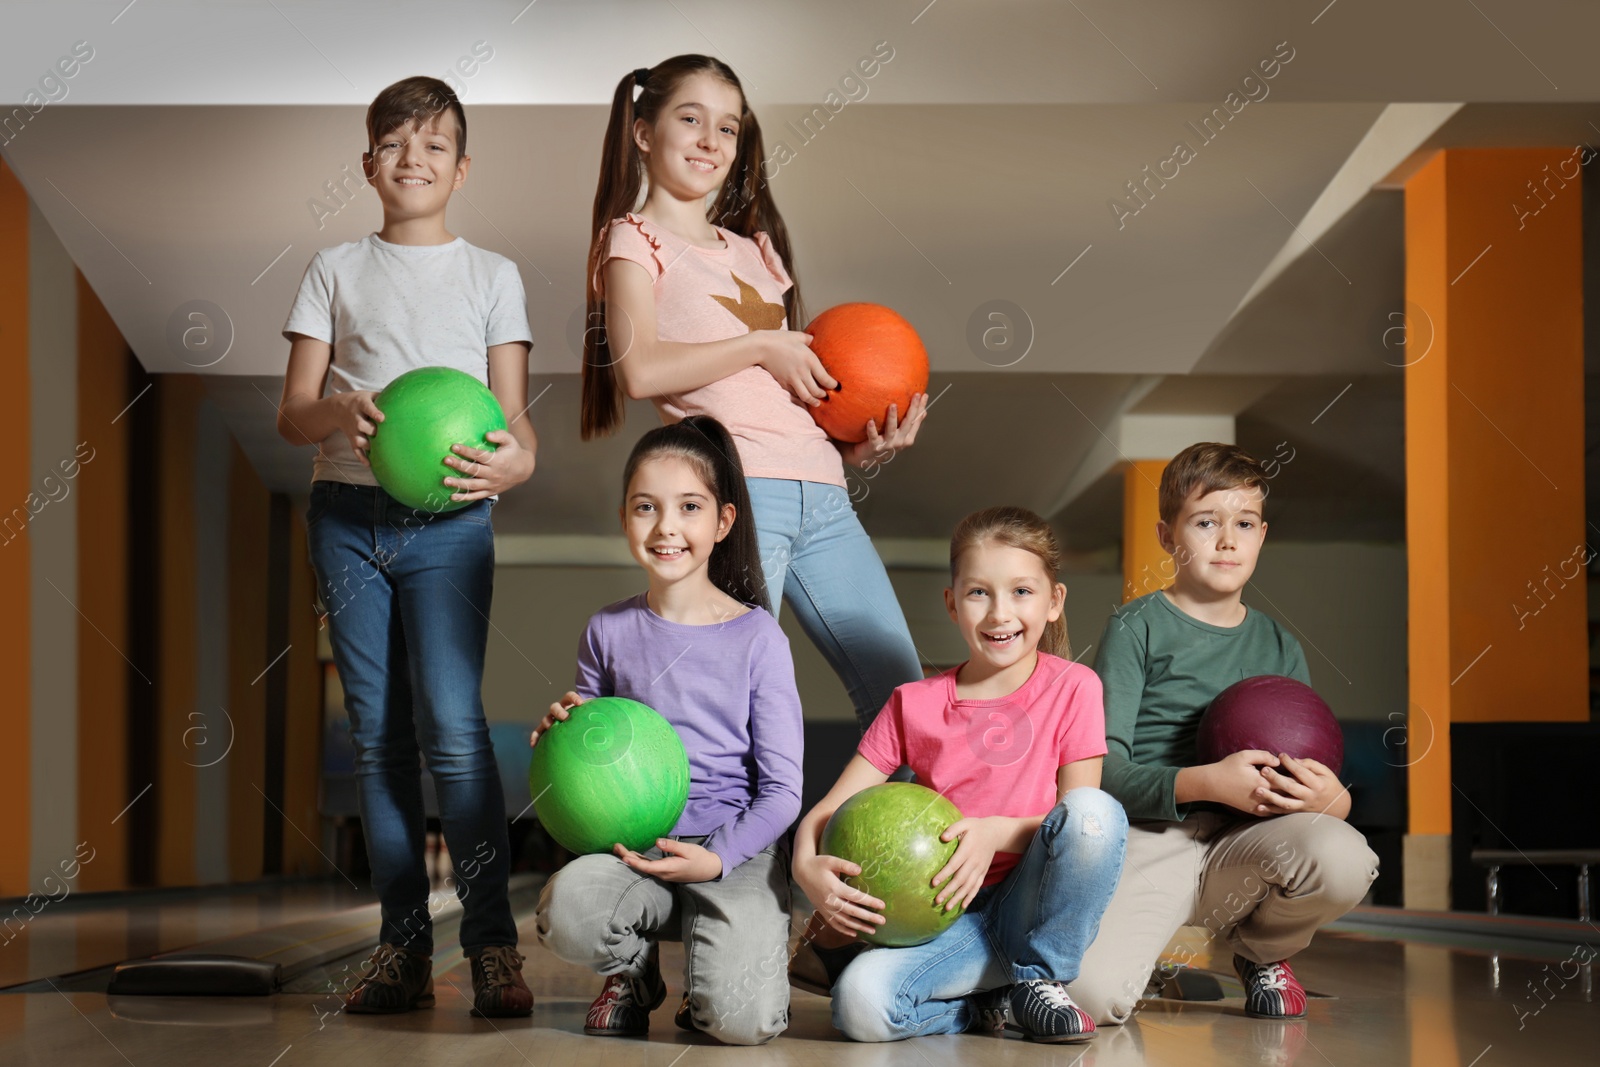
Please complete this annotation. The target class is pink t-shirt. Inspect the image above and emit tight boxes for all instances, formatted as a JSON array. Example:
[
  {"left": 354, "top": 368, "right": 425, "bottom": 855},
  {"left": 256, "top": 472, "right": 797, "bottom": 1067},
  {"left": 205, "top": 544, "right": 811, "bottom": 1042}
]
[
  {"left": 594, "top": 213, "right": 846, "bottom": 488},
  {"left": 857, "top": 653, "right": 1109, "bottom": 886}
]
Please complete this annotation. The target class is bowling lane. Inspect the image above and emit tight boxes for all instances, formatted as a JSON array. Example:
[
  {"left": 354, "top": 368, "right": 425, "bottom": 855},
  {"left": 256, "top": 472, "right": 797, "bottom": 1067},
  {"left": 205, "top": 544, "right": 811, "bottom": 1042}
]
[{"left": 0, "top": 881, "right": 374, "bottom": 991}]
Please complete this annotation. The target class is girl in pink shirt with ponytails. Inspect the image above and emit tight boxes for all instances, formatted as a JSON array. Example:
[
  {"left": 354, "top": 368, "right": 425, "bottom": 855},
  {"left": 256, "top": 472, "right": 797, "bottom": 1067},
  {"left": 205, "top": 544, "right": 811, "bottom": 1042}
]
[
  {"left": 791, "top": 507, "right": 1128, "bottom": 1045},
  {"left": 580, "top": 54, "right": 929, "bottom": 741}
]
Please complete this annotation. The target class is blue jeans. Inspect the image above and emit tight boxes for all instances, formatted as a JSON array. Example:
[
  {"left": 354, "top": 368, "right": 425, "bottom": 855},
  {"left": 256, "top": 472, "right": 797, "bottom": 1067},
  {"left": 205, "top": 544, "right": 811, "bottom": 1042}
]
[
  {"left": 305, "top": 481, "right": 516, "bottom": 955},
  {"left": 832, "top": 788, "right": 1129, "bottom": 1041},
  {"left": 746, "top": 478, "right": 923, "bottom": 735}
]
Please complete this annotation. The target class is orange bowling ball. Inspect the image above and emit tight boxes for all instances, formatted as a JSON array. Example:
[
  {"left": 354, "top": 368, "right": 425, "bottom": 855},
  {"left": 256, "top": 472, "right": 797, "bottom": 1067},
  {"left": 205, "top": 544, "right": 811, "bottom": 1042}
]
[{"left": 805, "top": 303, "right": 929, "bottom": 443}]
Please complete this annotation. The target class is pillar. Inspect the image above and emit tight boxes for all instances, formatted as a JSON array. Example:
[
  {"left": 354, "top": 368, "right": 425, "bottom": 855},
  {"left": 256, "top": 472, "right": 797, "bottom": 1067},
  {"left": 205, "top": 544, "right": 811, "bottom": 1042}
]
[{"left": 1403, "top": 147, "right": 1587, "bottom": 909}]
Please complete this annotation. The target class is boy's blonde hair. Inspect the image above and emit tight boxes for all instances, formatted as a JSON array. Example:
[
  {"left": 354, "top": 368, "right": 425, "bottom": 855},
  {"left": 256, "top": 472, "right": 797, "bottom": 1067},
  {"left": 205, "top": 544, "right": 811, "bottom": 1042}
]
[
  {"left": 1158, "top": 443, "right": 1269, "bottom": 528},
  {"left": 366, "top": 76, "right": 467, "bottom": 162},
  {"left": 949, "top": 506, "right": 1070, "bottom": 659}
]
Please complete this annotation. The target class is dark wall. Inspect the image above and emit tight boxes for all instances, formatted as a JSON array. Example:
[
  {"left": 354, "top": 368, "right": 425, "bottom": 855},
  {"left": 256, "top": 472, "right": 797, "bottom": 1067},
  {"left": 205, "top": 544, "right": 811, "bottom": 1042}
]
[{"left": 1452, "top": 723, "right": 1600, "bottom": 917}]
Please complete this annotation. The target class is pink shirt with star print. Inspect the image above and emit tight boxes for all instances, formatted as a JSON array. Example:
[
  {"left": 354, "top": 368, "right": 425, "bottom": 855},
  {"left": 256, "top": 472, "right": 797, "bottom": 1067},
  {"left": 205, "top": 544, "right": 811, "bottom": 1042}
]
[{"left": 594, "top": 212, "right": 846, "bottom": 488}]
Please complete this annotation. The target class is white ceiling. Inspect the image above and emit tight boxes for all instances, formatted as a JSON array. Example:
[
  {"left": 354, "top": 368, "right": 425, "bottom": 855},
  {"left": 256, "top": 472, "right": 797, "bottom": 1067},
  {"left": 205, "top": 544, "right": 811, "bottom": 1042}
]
[
  {"left": 7, "top": 0, "right": 1600, "bottom": 543},
  {"left": 6, "top": 0, "right": 1598, "bottom": 106},
  {"left": 3, "top": 101, "right": 1391, "bottom": 378}
]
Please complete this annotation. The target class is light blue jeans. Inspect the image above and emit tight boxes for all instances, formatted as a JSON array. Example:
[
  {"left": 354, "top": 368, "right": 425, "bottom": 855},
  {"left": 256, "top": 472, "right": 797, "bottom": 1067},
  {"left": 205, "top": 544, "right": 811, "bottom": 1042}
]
[
  {"left": 832, "top": 788, "right": 1129, "bottom": 1041},
  {"left": 305, "top": 481, "right": 517, "bottom": 955},
  {"left": 746, "top": 478, "right": 923, "bottom": 736}
]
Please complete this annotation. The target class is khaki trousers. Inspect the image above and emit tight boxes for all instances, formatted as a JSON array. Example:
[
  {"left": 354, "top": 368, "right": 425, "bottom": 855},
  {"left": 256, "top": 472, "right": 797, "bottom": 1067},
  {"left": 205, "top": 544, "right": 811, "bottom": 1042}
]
[{"left": 1068, "top": 811, "right": 1379, "bottom": 1024}]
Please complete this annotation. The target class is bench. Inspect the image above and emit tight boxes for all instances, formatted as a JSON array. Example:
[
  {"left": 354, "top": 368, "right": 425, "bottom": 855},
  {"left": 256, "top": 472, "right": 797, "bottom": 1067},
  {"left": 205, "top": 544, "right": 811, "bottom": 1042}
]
[{"left": 1471, "top": 849, "right": 1600, "bottom": 922}]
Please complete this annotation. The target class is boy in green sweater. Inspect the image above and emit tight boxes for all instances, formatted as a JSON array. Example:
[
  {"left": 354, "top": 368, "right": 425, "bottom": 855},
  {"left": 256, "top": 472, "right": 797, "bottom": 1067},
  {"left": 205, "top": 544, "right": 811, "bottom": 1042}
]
[{"left": 1069, "top": 443, "right": 1377, "bottom": 1024}]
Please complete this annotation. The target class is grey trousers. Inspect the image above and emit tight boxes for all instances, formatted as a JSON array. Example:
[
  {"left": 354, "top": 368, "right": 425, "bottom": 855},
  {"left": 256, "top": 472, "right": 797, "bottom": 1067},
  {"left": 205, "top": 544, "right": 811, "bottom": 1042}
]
[
  {"left": 535, "top": 838, "right": 792, "bottom": 1045},
  {"left": 1068, "top": 811, "right": 1379, "bottom": 1025}
]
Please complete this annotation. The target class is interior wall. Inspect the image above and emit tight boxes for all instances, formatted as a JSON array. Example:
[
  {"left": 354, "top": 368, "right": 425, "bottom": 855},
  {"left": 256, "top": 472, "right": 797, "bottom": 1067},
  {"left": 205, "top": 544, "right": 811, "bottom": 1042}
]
[
  {"left": 481, "top": 541, "right": 1406, "bottom": 728},
  {"left": 0, "top": 217, "right": 327, "bottom": 895},
  {"left": 1248, "top": 541, "right": 1410, "bottom": 723}
]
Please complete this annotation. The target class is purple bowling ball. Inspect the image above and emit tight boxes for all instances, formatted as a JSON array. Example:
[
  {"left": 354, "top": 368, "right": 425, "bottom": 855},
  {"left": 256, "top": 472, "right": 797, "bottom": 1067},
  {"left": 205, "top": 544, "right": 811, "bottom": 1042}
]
[{"left": 1195, "top": 675, "right": 1343, "bottom": 774}]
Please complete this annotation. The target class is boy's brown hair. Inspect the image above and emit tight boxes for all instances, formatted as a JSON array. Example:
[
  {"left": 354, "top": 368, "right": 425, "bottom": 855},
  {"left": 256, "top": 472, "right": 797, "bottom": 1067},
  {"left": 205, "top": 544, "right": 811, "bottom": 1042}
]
[
  {"left": 1158, "top": 443, "right": 1269, "bottom": 527},
  {"left": 366, "top": 76, "right": 467, "bottom": 163}
]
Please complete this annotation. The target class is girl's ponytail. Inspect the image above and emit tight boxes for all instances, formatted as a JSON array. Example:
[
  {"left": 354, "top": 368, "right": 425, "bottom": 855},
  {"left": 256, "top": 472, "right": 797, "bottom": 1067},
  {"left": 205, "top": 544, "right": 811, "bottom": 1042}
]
[
  {"left": 1039, "top": 614, "right": 1071, "bottom": 661},
  {"left": 691, "top": 415, "right": 769, "bottom": 614},
  {"left": 581, "top": 68, "right": 648, "bottom": 440},
  {"left": 707, "top": 108, "right": 805, "bottom": 331}
]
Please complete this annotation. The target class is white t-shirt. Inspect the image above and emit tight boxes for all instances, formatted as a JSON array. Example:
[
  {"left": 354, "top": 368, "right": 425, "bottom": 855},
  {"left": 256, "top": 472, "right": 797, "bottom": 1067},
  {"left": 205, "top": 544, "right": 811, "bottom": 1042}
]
[{"left": 282, "top": 233, "right": 533, "bottom": 487}]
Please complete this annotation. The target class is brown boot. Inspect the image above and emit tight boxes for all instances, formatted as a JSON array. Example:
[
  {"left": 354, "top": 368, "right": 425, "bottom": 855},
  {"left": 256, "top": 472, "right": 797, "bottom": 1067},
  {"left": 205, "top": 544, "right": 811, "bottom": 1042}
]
[
  {"left": 344, "top": 943, "right": 435, "bottom": 1014},
  {"left": 468, "top": 945, "right": 534, "bottom": 1018}
]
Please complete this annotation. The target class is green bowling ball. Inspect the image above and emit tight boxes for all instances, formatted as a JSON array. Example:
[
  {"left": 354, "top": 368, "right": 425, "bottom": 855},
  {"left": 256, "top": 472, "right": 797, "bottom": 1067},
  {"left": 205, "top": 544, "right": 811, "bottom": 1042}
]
[
  {"left": 367, "top": 367, "right": 506, "bottom": 513},
  {"left": 820, "top": 782, "right": 965, "bottom": 947},
  {"left": 528, "top": 696, "right": 691, "bottom": 855}
]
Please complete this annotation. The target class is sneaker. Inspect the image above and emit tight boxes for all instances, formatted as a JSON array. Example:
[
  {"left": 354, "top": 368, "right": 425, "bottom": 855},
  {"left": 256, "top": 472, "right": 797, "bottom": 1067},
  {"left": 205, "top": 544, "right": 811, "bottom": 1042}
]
[
  {"left": 965, "top": 984, "right": 1011, "bottom": 1034},
  {"left": 787, "top": 938, "right": 868, "bottom": 997},
  {"left": 343, "top": 943, "right": 435, "bottom": 1014},
  {"left": 584, "top": 950, "right": 666, "bottom": 1036},
  {"left": 1233, "top": 955, "right": 1308, "bottom": 1019},
  {"left": 1006, "top": 979, "right": 1095, "bottom": 1043},
  {"left": 673, "top": 994, "right": 698, "bottom": 1032},
  {"left": 468, "top": 945, "right": 533, "bottom": 1018}
]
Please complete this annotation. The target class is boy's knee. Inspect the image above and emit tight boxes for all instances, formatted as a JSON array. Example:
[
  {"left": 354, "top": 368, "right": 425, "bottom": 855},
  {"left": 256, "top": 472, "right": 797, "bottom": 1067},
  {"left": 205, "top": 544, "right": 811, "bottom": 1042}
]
[
  {"left": 419, "top": 735, "right": 495, "bottom": 780},
  {"left": 1323, "top": 839, "right": 1380, "bottom": 907},
  {"left": 1068, "top": 961, "right": 1145, "bottom": 1027},
  {"left": 1290, "top": 819, "right": 1379, "bottom": 905},
  {"left": 353, "top": 739, "right": 420, "bottom": 774},
  {"left": 1071, "top": 982, "right": 1135, "bottom": 1028}
]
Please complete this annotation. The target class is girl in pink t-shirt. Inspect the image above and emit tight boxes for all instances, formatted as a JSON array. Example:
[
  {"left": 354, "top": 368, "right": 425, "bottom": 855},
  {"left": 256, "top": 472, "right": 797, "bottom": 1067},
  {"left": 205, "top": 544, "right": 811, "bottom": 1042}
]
[
  {"left": 791, "top": 507, "right": 1129, "bottom": 1044},
  {"left": 579, "top": 53, "right": 929, "bottom": 739}
]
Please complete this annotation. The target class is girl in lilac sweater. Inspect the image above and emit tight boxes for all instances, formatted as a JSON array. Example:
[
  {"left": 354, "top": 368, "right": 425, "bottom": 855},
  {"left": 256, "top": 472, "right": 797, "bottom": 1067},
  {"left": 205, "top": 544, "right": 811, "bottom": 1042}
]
[{"left": 533, "top": 415, "right": 802, "bottom": 1045}]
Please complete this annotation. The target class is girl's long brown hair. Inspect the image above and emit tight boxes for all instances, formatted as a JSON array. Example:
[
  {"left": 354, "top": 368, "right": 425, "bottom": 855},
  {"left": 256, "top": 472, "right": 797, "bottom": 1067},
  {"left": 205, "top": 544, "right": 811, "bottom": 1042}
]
[
  {"left": 949, "top": 507, "right": 1071, "bottom": 659},
  {"left": 582, "top": 55, "right": 805, "bottom": 440}
]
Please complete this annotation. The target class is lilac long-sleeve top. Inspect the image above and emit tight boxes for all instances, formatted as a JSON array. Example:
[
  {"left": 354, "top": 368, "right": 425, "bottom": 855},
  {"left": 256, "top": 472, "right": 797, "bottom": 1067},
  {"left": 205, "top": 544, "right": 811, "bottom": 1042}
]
[{"left": 573, "top": 593, "right": 805, "bottom": 877}]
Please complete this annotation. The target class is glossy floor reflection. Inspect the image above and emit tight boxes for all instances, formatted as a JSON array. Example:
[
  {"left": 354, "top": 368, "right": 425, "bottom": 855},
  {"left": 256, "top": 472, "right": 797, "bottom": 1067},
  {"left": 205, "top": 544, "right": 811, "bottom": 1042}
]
[
  {"left": 0, "top": 889, "right": 1594, "bottom": 1066},
  {"left": 0, "top": 882, "right": 373, "bottom": 990}
]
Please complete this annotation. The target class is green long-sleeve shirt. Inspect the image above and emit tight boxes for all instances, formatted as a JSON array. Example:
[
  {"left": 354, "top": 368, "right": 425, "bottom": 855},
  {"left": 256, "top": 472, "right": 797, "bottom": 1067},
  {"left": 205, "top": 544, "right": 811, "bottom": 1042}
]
[{"left": 1094, "top": 590, "right": 1311, "bottom": 821}]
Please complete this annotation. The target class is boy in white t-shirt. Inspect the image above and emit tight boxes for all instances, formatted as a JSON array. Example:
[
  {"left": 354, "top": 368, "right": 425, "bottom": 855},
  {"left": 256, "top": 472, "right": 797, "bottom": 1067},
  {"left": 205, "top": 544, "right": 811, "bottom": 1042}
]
[{"left": 276, "top": 75, "right": 536, "bottom": 1018}]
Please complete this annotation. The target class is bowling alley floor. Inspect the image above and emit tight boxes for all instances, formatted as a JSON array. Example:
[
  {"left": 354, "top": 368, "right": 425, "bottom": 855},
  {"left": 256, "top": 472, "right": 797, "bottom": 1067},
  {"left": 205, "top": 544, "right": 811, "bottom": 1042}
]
[{"left": 1, "top": 879, "right": 1595, "bottom": 1066}]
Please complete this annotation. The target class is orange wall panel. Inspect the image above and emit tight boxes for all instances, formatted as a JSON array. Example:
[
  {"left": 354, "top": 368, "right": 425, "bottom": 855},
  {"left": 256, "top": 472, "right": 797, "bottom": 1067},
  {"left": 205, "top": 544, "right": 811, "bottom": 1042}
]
[
  {"left": 74, "top": 273, "right": 132, "bottom": 891},
  {"left": 0, "top": 159, "right": 32, "bottom": 896},
  {"left": 1122, "top": 460, "right": 1172, "bottom": 603},
  {"left": 1404, "top": 148, "right": 1588, "bottom": 835}
]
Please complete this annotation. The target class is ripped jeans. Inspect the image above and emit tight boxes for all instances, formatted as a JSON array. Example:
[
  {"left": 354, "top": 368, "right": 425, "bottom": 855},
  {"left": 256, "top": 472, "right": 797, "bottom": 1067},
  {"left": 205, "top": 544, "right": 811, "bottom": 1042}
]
[{"left": 832, "top": 788, "right": 1128, "bottom": 1041}]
